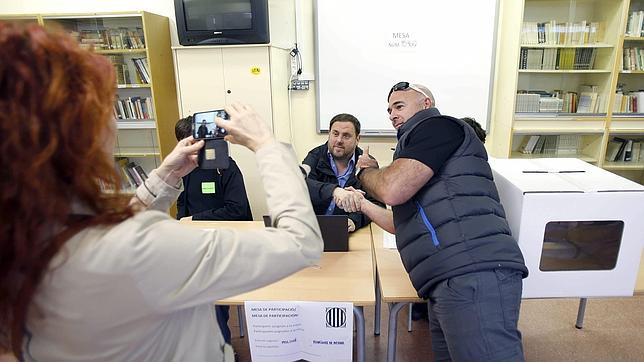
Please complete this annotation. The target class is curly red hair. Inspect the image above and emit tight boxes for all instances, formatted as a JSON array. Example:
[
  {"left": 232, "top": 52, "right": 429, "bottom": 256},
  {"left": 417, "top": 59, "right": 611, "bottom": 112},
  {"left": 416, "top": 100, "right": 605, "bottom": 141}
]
[{"left": 0, "top": 23, "right": 133, "bottom": 356}]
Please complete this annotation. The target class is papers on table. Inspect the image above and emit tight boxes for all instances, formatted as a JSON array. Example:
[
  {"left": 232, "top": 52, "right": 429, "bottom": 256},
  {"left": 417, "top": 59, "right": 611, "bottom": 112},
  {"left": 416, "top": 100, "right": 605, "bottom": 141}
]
[
  {"left": 244, "top": 301, "right": 353, "bottom": 362},
  {"left": 382, "top": 231, "right": 397, "bottom": 249}
]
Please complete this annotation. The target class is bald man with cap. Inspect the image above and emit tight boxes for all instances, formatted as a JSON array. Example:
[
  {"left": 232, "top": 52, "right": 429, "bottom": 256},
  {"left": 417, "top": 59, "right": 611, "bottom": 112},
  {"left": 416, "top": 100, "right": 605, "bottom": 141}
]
[{"left": 353, "top": 82, "right": 529, "bottom": 361}]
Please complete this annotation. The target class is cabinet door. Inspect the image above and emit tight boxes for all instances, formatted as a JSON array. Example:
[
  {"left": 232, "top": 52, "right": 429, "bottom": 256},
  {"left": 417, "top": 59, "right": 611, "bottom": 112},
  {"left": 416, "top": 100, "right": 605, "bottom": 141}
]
[
  {"left": 222, "top": 47, "right": 273, "bottom": 126},
  {"left": 221, "top": 48, "right": 272, "bottom": 220},
  {"left": 175, "top": 48, "right": 226, "bottom": 116}
]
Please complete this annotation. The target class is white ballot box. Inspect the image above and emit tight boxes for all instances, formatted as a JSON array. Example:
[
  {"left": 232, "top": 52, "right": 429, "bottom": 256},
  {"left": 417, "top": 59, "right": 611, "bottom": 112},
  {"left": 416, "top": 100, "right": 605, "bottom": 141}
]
[{"left": 489, "top": 158, "right": 644, "bottom": 298}]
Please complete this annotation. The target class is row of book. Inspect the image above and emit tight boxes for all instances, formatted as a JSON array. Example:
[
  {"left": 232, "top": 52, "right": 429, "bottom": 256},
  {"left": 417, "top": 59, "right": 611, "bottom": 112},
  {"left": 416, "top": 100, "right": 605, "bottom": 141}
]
[
  {"left": 613, "top": 91, "right": 644, "bottom": 113},
  {"left": 106, "top": 55, "right": 151, "bottom": 85},
  {"left": 516, "top": 93, "right": 562, "bottom": 113},
  {"left": 516, "top": 86, "right": 602, "bottom": 114},
  {"left": 519, "top": 135, "right": 581, "bottom": 155},
  {"left": 115, "top": 157, "right": 149, "bottom": 190},
  {"left": 113, "top": 97, "right": 154, "bottom": 120},
  {"left": 523, "top": 89, "right": 644, "bottom": 114},
  {"left": 623, "top": 47, "right": 644, "bottom": 71},
  {"left": 131, "top": 58, "right": 151, "bottom": 84},
  {"left": 519, "top": 48, "right": 597, "bottom": 70},
  {"left": 605, "top": 137, "right": 644, "bottom": 162},
  {"left": 626, "top": 11, "right": 644, "bottom": 37},
  {"left": 70, "top": 27, "right": 145, "bottom": 50},
  {"left": 521, "top": 20, "right": 601, "bottom": 45}
]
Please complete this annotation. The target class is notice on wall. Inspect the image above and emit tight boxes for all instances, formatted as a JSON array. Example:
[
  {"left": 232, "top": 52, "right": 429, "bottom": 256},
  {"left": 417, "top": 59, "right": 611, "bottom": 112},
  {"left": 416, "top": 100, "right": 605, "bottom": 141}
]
[{"left": 244, "top": 301, "right": 353, "bottom": 362}]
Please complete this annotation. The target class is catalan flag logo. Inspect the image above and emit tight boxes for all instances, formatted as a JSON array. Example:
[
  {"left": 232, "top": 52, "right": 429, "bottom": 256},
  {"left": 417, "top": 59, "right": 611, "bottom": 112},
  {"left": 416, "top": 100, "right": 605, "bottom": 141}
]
[{"left": 325, "top": 307, "right": 347, "bottom": 328}]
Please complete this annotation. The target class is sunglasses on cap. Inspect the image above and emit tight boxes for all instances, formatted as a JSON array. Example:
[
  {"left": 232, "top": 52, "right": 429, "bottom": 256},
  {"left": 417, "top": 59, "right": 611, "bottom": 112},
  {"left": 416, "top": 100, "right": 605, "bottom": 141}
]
[{"left": 387, "top": 81, "right": 430, "bottom": 100}]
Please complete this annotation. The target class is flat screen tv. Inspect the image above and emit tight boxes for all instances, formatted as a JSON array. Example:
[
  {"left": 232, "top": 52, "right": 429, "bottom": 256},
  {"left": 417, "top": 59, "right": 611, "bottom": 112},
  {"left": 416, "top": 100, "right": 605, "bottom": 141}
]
[{"left": 174, "top": 0, "right": 269, "bottom": 45}]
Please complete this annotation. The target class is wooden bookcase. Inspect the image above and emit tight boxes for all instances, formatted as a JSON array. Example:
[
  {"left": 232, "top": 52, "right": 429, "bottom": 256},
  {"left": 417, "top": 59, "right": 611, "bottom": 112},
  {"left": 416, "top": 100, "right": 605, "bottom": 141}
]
[
  {"left": 0, "top": 12, "right": 179, "bottom": 192},
  {"left": 490, "top": 0, "right": 644, "bottom": 183}
]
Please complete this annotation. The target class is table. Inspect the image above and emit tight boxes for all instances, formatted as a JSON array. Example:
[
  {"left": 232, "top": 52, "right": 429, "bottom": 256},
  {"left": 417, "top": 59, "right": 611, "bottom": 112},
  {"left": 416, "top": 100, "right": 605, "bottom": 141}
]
[
  {"left": 183, "top": 220, "right": 375, "bottom": 362},
  {"left": 370, "top": 225, "right": 423, "bottom": 362}
]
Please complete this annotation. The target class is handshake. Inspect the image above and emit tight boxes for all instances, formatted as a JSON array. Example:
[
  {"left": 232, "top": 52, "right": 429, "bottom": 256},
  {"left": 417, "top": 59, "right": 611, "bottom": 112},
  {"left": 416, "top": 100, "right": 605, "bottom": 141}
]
[
  {"left": 332, "top": 186, "right": 368, "bottom": 232},
  {"left": 333, "top": 186, "right": 367, "bottom": 213}
]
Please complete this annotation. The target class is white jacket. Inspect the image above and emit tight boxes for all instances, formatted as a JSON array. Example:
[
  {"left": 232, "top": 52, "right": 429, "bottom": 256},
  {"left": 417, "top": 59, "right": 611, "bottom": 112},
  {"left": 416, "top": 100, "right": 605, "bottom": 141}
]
[{"left": 24, "top": 142, "right": 323, "bottom": 361}]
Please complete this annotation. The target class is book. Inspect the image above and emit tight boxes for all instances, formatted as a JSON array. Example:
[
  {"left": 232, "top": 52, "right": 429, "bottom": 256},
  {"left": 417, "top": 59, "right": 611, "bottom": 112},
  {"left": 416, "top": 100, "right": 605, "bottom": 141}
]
[
  {"left": 133, "top": 164, "right": 149, "bottom": 181},
  {"left": 613, "top": 137, "right": 629, "bottom": 161},
  {"left": 632, "top": 141, "right": 641, "bottom": 163},
  {"left": 126, "top": 162, "right": 143, "bottom": 186},
  {"left": 623, "top": 139, "right": 634, "bottom": 162},
  {"left": 556, "top": 135, "right": 581, "bottom": 155},
  {"left": 605, "top": 139, "right": 624, "bottom": 162},
  {"left": 577, "top": 93, "right": 594, "bottom": 113},
  {"left": 115, "top": 157, "right": 135, "bottom": 189},
  {"left": 521, "top": 135, "right": 541, "bottom": 154},
  {"left": 542, "top": 135, "right": 558, "bottom": 155},
  {"left": 533, "top": 135, "right": 547, "bottom": 154}
]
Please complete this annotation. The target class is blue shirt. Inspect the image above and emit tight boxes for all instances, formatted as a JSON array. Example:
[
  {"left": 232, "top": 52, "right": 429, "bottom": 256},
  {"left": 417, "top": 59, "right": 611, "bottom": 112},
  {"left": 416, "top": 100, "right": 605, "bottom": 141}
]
[{"left": 325, "top": 151, "right": 355, "bottom": 215}]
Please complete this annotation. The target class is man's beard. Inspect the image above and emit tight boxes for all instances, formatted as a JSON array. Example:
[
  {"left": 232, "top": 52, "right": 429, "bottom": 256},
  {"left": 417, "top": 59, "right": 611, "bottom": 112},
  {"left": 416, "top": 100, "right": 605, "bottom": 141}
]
[{"left": 332, "top": 148, "right": 352, "bottom": 162}]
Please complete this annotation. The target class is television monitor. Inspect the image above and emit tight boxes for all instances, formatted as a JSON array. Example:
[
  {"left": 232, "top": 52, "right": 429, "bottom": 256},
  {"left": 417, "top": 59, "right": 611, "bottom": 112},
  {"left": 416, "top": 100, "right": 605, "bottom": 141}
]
[{"left": 174, "top": 0, "right": 269, "bottom": 45}]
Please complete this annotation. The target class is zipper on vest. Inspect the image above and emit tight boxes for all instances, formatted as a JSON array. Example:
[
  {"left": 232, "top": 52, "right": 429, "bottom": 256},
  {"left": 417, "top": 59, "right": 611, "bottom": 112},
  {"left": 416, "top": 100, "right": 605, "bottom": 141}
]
[{"left": 415, "top": 201, "right": 440, "bottom": 247}]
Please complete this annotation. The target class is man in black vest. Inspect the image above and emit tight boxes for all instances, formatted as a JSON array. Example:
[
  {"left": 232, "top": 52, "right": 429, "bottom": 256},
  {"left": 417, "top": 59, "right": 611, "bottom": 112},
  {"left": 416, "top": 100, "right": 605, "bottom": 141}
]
[
  {"left": 352, "top": 82, "right": 528, "bottom": 361},
  {"left": 302, "top": 113, "right": 382, "bottom": 232}
]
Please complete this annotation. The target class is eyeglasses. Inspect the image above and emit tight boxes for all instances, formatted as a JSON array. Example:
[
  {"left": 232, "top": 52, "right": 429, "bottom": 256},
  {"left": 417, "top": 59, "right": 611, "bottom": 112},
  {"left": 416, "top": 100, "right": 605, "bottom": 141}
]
[{"left": 387, "top": 81, "right": 430, "bottom": 100}]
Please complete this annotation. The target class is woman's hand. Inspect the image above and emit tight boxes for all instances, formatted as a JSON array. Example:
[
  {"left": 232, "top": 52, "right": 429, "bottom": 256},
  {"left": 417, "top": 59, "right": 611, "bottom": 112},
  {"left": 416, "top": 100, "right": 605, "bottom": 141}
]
[{"left": 155, "top": 137, "right": 204, "bottom": 185}]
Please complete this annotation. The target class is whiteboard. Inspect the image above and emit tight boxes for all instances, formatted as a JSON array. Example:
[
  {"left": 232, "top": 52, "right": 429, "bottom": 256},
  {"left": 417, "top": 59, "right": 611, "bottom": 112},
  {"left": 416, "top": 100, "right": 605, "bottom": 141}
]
[{"left": 315, "top": 0, "right": 498, "bottom": 135}]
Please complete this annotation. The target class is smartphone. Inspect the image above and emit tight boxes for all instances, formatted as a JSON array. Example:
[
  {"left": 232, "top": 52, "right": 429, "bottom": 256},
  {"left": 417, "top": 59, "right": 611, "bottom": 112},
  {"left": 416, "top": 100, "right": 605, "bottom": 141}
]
[{"left": 192, "top": 109, "right": 229, "bottom": 139}]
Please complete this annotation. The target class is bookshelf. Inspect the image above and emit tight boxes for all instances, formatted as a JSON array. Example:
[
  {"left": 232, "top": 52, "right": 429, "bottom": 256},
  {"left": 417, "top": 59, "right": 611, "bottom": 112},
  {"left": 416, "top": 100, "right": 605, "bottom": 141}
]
[
  {"left": 491, "top": 0, "right": 644, "bottom": 183},
  {"left": 608, "top": 0, "right": 644, "bottom": 181},
  {"left": 0, "top": 12, "right": 179, "bottom": 192}
]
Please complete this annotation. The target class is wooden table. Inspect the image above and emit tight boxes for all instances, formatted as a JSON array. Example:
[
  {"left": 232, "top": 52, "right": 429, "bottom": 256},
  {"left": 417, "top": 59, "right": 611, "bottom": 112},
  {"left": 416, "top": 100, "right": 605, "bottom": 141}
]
[
  {"left": 371, "top": 225, "right": 423, "bottom": 362},
  {"left": 183, "top": 220, "right": 375, "bottom": 362}
]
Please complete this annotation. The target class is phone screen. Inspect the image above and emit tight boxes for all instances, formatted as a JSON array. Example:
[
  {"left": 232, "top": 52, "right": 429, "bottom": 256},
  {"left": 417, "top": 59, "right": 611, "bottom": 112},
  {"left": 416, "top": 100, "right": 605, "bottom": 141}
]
[{"left": 193, "top": 109, "right": 229, "bottom": 139}]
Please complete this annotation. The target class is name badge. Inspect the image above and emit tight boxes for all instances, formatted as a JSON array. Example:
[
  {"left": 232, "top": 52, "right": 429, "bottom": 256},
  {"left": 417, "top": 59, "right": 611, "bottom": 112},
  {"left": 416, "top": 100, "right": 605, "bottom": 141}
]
[{"left": 201, "top": 182, "right": 216, "bottom": 194}]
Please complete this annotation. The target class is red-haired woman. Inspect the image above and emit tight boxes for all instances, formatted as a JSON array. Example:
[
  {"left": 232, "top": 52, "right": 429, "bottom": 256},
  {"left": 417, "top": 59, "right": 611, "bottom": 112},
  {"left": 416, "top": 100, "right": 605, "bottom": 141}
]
[{"left": 0, "top": 23, "right": 322, "bottom": 361}]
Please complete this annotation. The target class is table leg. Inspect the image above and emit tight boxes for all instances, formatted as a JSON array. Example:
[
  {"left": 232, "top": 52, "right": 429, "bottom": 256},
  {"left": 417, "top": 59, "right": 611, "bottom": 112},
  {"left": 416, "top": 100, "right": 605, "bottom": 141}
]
[
  {"left": 236, "top": 305, "right": 246, "bottom": 338},
  {"left": 354, "top": 306, "right": 366, "bottom": 362},
  {"left": 375, "top": 269, "right": 382, "bottom": 336},
  {"left": 387, "top": 302, "right": 407, "bottom": 362},
  {"left": 575, "top": 298, "right": 588, "bottom": 329}
]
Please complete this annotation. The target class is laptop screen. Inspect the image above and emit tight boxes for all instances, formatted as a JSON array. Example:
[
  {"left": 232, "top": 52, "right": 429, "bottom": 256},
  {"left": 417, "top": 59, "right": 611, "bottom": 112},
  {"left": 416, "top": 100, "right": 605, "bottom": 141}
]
[
  {"left": 263, "top": 214, "right": 349, "bottom": 252},
  {"left": 316, "top": 215, "right": 349, "bottom": 252}
]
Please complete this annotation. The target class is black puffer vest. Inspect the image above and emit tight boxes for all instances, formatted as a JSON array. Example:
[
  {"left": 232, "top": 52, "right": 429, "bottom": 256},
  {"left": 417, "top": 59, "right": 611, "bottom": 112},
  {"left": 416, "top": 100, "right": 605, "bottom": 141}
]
[{"left": 392, "top": 108, "right": 528, "bottom": 298}]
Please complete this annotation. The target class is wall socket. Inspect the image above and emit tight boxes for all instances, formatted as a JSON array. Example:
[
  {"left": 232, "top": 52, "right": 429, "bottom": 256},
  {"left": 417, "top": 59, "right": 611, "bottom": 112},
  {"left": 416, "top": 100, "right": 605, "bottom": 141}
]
[{"left": 290, "top": 80, "right": 310, "bottom": 90}]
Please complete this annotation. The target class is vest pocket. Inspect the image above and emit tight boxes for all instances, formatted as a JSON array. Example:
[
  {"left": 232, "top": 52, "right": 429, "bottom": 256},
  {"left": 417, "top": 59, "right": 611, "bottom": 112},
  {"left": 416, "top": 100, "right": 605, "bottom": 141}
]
[{"left": 415, "top": 201, "right": 440, "bottom": 248}]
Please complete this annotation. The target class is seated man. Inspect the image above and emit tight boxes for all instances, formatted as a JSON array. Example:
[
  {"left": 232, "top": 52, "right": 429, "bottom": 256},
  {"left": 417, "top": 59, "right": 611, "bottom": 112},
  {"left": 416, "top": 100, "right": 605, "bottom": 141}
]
[
  {"left": 174, "top": 116, "right": 253, "bottom": 345},
  {"left": 302, "top": 113, "right": 383, "bottom": 232},
  {"left": 175, "top": 116, "right": 253, "bottom": 222}
]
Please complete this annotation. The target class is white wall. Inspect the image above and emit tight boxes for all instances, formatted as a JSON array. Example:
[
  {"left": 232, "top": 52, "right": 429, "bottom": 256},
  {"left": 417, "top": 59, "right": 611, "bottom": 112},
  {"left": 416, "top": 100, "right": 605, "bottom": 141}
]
[
  {"left": 284, "top": 0, "right": 398, "bottom": 163},
  {"left": 0, "top": 0, "right": 398, "bottom": 164}
]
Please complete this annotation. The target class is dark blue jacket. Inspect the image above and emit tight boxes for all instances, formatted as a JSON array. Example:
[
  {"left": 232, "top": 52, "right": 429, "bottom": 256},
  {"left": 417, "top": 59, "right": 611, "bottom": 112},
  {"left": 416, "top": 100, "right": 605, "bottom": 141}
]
[
  {"left": 176, "top": 158, "right": 252, "bottom": 221},
  {"left": 392, "top": 108, "right": 528, "bottom": 298},
  {"left": 303, "top": 143, "right": 384, "bottom": 230}
]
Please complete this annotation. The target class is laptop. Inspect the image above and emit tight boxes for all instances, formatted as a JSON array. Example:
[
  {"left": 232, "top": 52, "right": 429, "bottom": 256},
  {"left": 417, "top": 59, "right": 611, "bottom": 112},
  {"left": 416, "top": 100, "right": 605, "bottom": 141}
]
[
  {"left": 316, "top": 215, "right": 349, "bottom": 252},
  {"left": 262, "top": 214, "right": 349, "bottom": 252}
]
